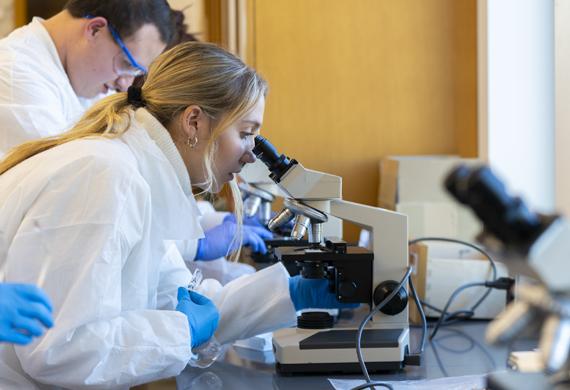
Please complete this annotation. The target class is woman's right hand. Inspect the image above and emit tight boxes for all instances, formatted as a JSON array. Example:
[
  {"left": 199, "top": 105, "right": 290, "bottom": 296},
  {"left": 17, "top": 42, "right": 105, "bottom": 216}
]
[
  {"left": 288, "top": 276, "right": 360, "bottom": 311},
  {"left": 176, "top": 287, "right": 219, "bottom": 349}
]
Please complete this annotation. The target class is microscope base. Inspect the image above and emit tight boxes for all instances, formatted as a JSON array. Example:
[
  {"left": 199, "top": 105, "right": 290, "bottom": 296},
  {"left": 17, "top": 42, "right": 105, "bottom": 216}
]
[
  {"left": 273, "top": 327, "right": 410, "bottom": 374},
  {"left": 487, "top": 371, "right": 566, "bottom": 390}
]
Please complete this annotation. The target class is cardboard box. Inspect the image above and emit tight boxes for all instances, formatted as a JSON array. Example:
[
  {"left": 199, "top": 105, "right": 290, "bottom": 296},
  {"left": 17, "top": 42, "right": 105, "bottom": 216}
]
[
  {"left": 379, "top": 155, "right": 482, "bottom": 241},
  {"left": 409, "top": 242, "right": 508, "bottom": 324}
]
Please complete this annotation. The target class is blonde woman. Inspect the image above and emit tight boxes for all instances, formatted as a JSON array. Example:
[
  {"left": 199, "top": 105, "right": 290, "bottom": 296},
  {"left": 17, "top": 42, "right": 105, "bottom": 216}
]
[{"left": 0, "top": 42, "right": 352, "bottom": 389}]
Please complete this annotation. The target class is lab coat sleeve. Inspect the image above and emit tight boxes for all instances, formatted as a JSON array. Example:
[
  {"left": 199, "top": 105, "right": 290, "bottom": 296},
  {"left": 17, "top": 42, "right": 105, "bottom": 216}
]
[
  {"left": 0, "top": 50, "right": 71, "bottom": 155},
  {"left": 172, "top": 202, "right": 229, "bottom": 263},
  {"left": 198, "top": 262, "right": 297, "bottom": 345},
  {"left": 173, "top": 208, "right": 228, "bottom": 262},
  {"left": 173, "top": 238, "right": 199, "bottom": 262},
  {"left": 197, "top": 205, "right": 229, "bottom": 231},
  {"left": 200, "top": 210, "right": 229, "bottom": 230},
  {"left": 156, "top": 241, "right": 193, "bottom": 310},
  {"left": 8, "top": 158, "right": 192, "bottom": 389}
]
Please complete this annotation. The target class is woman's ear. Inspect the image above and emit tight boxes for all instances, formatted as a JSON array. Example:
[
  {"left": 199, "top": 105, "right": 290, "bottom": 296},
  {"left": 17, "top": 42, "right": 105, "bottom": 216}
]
[{"left": 180, "top": 105, "right": 206, "bottom": 140}]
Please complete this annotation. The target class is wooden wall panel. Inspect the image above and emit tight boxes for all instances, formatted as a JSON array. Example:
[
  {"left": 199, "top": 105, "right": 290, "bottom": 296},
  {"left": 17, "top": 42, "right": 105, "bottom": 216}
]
[
  {"left": 13, "top": 0, "right": 27, "bottom": 28},
  {"left": 452, "top": 0, "right": 478, "bottom": 158},
  {"left": 248, "top": 0, "right": 478, "bottom": 241}
]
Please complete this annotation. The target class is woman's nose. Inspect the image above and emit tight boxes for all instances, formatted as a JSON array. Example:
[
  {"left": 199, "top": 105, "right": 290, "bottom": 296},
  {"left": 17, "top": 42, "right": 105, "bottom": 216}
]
[{"left": 241, "top": 149, "right": 256, "bottom": 164}]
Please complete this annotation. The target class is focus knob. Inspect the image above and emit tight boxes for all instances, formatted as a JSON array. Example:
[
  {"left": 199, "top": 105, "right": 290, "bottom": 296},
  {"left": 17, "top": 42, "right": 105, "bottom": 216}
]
[{"left": 373, "top": 280, "right": 408, "bottom": 315}]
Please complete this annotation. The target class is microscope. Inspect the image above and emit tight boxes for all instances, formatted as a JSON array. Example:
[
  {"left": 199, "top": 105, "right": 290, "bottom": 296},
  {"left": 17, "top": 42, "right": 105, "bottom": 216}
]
[
  {"left": 252, "top": 136, "right": 414, "bottom": 374},
  {"left": 238, "top": 179, "right": 308, "bottom": 268},
  {"left": 445, "top": 165, "right": 570, "bottom": 390},
  {"left": 239, "top": 181, "right": 275, "bottom": 227}
]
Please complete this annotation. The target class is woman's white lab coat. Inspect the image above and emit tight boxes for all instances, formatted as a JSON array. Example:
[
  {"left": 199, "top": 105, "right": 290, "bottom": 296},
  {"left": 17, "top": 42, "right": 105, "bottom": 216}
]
[{"left": 0, "top": 108, "right": 297, "bottom": 389}]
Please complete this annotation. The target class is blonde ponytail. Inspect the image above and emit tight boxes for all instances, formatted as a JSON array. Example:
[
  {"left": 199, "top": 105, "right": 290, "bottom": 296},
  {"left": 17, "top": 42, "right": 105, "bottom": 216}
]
[{"left": 0, "top": 93, "right": 132, "bottom": 174}]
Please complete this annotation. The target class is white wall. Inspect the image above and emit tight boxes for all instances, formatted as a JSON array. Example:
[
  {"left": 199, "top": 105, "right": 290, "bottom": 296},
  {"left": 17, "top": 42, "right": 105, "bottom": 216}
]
[
  {"left": 555, "top": 0, "right": 570, "bottom": 216},
  {"left": 478, "top": 0, "right": 555, "bottom": 213}
]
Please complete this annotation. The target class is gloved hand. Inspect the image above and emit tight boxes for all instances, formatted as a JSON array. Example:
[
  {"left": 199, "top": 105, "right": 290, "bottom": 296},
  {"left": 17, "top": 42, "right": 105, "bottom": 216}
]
[
  {"left": 223, "top": 213, "right": 264, "bottom": 228},
  {"left": 288, "top": 276, "right": 360, "bottom": 311},
  {"left": 224, "top": 212, "right": 294, "bottom": 231},
  {"left": 195, "top": 219, "right": 273, "bottom": 260},
  {"left": 0, "top": 283, "right": 54, "bottom": 345},
  {"left": 176, "top": 287, "right": 220, "bottom": 349}
]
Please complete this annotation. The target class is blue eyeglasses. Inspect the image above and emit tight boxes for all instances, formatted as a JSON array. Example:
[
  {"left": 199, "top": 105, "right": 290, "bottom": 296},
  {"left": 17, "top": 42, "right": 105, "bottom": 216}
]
[
  {"left": 107, "top": 24, "right": 148, "bottom": 77},
  {"left": 85, "top": 15, "right": 147, "bottom": 77}
]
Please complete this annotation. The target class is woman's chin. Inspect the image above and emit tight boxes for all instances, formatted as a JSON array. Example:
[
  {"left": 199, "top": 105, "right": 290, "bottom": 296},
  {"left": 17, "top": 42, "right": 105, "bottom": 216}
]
[{"left": 199, "top": 173, "right": 234, "bottom": 194}]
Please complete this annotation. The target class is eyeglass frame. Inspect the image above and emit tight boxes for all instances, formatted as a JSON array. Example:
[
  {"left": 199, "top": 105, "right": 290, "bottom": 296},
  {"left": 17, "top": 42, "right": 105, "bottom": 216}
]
[
  {"left": 107, "top": 24, "right": 148, "bottom": 77},
  {"left": 85, "top": 15, "right": 148, "bottom": 77}
]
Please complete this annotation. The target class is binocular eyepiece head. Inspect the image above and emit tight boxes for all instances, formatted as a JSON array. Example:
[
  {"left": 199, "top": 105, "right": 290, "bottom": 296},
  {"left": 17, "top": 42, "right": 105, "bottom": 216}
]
[{"left": 445, "top": 164, "right": 545, "bottom": 249}]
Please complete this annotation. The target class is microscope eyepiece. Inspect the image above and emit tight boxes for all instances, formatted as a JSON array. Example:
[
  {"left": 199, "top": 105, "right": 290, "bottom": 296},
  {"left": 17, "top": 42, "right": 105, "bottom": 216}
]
[
  {"left": 253, "top": 135, "right": 297, "bottom": 182},
  {"left": 445, "top": 164, "right": 545, "bottom": 249}
]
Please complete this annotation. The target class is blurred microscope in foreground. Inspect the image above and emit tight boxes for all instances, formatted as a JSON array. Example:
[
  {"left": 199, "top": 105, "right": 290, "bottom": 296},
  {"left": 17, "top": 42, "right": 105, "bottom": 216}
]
[
  {"left": 248, "top": 135, "right": 415, "bottom": 374},
  {"left": 445, "top": 165, "right": 570, "bottom": 390}
]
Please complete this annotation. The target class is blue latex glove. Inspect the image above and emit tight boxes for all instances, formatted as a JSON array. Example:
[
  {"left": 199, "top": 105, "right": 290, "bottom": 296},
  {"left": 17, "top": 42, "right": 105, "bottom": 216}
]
[
  {"left": 195, "top": 220, "right": 273, "bottom": 260},
  {"left": 0, "top": 283, "right": 54, "bottom": 345},
  {"left": 288, "top": 276, "right": 360, "bottom": 311},
  {"left": 176, "top": 287, "right": 220, "bottom": 349},
  {"left": 224, "top": 213, "right": 264, "bottom": 227}
]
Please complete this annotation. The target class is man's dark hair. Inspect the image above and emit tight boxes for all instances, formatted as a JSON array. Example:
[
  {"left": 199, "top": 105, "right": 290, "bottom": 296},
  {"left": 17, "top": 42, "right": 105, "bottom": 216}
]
[
  {"left": 64, "top": 0, "right": 174, "bottom": 44},
  {"left": 168, "top": 9, "right": 198, "bottom": 49},
  {"left": 132, "top": 9, "right": 198, "bottom": 88}
]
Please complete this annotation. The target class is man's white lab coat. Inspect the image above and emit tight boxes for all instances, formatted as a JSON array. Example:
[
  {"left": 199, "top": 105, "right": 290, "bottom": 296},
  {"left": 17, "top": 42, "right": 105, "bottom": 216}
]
[{"left": 0, "top": 17, "right": 85, "bottom": 157}]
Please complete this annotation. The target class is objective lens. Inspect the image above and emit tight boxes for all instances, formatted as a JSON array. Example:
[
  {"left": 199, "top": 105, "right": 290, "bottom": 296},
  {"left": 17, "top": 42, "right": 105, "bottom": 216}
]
[
  {"left": 243, "top": 196, "right": 261, "bottom": 217},
  {"left": 291, "top": 214, "right": 311, "bottom": 240},
  {"left": 268, "top": 208, "right": 295, "bottom": 232}
]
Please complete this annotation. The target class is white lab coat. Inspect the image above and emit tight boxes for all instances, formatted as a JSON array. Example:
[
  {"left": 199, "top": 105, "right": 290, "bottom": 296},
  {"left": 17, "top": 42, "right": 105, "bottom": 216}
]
[
  {"left": 0, "top": 18, "right": 85, "bottom": 157},
  {"left": 0, "top": 108, "right": 297, "bottom": 389}
]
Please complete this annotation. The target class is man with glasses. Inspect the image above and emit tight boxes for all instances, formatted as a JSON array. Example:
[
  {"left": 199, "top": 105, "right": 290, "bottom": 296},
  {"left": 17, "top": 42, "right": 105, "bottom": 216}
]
[{"left": 0, "top": 0, "right": 176, "bottom": 156}]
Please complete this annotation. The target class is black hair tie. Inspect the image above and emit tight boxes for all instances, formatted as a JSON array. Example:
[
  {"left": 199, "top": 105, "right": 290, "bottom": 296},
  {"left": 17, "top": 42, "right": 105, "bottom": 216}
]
[{"left": 127, "top": 86, "right": 146, "bottom": 108}]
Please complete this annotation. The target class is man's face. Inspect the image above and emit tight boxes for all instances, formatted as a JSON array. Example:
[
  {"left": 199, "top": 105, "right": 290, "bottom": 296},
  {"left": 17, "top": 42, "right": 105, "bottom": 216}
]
[{"left": 69, "top": 20, "right": 166, "bottom": 98}]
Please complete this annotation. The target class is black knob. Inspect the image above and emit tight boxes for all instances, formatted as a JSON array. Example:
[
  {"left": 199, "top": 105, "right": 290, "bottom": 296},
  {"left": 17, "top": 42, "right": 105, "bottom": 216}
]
[
  {"left": 299, "top": 262, "right": 326, "bottom": 279},
  {"left": 297, "top": 311, "right": 334, "bottom": 329},
  {"left": 338, "top": 281, "right": 357, "bottom": 298},
  {"left": 373, "top": 280, "right": 408, "bottom": 315}
]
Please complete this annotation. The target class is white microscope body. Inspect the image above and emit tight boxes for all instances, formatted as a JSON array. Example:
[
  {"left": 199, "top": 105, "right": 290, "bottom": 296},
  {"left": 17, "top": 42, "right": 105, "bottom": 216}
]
[{"left": 251, "top": 136, "right": 411, "bottom": 373}]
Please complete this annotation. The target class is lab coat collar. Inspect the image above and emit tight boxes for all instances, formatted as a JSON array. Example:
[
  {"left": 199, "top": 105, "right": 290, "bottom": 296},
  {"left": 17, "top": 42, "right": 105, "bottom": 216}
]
[
  {"left": 123, "top": 109, "right": 204, "bottom": 240},
  {"left": 135, "top": 108, "right": 192, "bottom": 197},
  {"left": 30, "top": 17, "right": 66, "bottom": 76}
]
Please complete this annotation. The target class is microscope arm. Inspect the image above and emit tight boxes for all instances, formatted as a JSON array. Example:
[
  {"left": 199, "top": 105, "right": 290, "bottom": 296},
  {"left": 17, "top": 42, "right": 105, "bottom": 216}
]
[{"left": 329, "top": 199, "right": 407, "bottom": 274}]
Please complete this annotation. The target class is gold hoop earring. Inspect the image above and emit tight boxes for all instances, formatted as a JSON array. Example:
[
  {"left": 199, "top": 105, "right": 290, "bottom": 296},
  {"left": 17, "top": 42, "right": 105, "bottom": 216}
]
[{"left": 186, "top": 135, "right": 199, "bottom": 149}]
